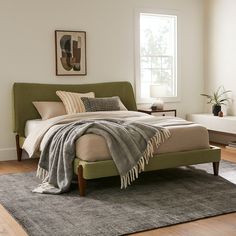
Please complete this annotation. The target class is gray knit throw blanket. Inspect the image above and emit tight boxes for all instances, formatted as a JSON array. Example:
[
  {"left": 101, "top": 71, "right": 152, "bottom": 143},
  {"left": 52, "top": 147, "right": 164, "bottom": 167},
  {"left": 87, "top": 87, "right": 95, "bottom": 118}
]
[{"left": 34, "top": 119, "right": 170, "bottom": 194}]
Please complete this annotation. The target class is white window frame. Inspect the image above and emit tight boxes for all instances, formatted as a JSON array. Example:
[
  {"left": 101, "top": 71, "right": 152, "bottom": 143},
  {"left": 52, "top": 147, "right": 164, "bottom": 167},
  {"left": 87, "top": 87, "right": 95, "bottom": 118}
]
[{"left": 135, "top": 8, "right": 181, "bottom": 104}]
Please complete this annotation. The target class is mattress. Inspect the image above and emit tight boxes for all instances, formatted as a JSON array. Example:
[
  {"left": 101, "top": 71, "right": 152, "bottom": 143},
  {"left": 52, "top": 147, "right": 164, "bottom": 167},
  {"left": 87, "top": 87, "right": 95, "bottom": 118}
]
[{"left": 25, "top": 117, "right": 210, "bottom": 162}]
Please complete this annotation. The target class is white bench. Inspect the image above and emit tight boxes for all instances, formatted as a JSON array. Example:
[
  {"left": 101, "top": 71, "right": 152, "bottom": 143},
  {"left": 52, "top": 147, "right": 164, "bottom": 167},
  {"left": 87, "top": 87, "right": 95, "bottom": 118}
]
[
  {"left": 187, "top": 114, "right": 236, "bottom": 134},
  {"left": 187, "top": 114, "right": 236, "bottom": 144}
]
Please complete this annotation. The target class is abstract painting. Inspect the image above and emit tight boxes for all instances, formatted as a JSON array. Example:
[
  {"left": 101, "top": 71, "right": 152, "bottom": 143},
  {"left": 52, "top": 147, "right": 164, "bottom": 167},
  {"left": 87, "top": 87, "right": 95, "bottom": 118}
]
[{"left": 55, "top": 30, "right": 87, "bottom": 76}]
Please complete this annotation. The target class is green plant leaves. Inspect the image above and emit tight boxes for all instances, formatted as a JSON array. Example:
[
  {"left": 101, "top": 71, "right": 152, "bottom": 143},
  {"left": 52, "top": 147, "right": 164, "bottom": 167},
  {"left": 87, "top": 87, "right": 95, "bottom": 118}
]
[{"left": 200, "top": 86, "right": 232, "bottom": 106}]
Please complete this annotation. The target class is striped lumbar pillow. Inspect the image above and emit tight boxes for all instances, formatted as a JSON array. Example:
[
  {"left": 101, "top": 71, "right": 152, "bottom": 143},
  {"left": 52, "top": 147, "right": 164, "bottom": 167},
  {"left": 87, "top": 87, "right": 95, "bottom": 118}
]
[{"left": 56, "top": 91, "right": 95, "bottom": 114}]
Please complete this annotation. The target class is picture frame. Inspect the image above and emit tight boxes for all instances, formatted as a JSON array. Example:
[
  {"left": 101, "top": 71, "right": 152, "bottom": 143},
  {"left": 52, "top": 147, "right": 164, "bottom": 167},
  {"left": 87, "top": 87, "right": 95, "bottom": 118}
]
[{"left": 55, "top": 30, "right": 87, "bottom": 76}]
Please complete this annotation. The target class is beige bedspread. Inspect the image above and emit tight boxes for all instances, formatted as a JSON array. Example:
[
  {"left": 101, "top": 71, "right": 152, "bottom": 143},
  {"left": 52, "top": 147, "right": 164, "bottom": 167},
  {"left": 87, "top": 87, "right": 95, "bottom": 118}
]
[
  {"left": 76, "top": 124, "right": 209, "bottom": 161},
  {"left": 23, "top": 111, "right": 210, "bottom": 159}
]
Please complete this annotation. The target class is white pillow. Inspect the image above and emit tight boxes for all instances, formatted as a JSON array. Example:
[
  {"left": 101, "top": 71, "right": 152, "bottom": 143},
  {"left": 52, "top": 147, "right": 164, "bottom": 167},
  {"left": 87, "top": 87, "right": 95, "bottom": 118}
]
[{"left": 56, "top": 91, "right": 95, "bottom": 114}]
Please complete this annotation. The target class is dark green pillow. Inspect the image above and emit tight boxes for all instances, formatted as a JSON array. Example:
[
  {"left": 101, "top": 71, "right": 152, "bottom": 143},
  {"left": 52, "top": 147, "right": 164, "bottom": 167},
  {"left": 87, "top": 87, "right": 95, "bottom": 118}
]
[{"left": 81, "top": 97, "right": 120, "bottom": 112}]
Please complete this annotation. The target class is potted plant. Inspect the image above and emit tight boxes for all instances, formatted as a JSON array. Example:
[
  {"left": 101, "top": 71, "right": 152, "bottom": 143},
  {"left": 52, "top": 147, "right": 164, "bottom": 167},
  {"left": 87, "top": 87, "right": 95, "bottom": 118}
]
[{"left": 201, "top": 86, "right": 231, "bottom": 116}]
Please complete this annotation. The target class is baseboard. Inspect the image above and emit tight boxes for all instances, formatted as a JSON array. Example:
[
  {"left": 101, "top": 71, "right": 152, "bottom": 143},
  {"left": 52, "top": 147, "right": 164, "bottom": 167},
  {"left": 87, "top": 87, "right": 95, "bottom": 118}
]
[
  {"left": 0, "top": 148, "right": 34, "bottom": 161},
  {"left": 0, "top": 148, "right": 17, "bottom": 161}
]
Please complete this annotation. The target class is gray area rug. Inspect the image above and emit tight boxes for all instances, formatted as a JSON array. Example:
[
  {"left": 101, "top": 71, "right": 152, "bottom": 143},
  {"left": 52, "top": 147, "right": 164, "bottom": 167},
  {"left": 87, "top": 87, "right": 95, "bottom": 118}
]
[{"left": 1, "top": 160, "right": 236, "bottom": 236}]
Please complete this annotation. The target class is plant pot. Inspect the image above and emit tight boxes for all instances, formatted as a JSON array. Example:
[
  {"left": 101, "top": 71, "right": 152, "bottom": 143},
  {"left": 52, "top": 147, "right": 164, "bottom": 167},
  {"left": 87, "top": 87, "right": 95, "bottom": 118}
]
[{"left": 212, "top": 105, "right": 221, "bottom": 116}]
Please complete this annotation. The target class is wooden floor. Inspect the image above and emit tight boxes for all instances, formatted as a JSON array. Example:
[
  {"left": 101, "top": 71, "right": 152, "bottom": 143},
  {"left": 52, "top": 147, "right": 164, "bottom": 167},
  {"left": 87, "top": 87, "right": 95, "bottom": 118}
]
[{"left": 0, "top": 146, "right": 236, "bottom": 236}]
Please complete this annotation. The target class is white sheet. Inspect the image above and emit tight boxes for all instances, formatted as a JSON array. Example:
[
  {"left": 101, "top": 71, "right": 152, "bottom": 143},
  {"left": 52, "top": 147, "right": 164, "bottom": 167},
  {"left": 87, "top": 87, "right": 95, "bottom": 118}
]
[{"left": 25, "top": 119, "right": 46, "bottom": 137}]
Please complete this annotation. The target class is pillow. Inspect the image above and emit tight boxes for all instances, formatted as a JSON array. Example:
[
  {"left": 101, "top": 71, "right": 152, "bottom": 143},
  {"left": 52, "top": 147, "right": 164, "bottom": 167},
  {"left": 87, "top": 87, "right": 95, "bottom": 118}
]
[
  {"left": 56, "top": 91, "right": 95, "bottom": 114},
  {"left": 117, "top": 97, "right": 128, "bottom": 111},
  {"left": 81, "top": 96, "right": 121, "bottom": 112},
  {"left": 33, "top": 101, "right": 66, "bottom": 120}
]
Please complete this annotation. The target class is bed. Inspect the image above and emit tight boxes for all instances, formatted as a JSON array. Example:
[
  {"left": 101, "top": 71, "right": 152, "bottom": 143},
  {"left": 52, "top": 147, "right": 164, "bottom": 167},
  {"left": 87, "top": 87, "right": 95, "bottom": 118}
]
[{"left": 13, "top": 81, "right": 221, "bottom": 196}]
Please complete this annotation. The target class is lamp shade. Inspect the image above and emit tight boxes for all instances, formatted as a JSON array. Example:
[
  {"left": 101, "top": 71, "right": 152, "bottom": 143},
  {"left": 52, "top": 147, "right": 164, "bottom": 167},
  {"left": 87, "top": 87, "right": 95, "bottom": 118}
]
[
  {"left": 150, "top": 84, "right": 160, "bottom": 98},
  {"left": 150, "top": 84, "right": 167, "bottom": 98}
]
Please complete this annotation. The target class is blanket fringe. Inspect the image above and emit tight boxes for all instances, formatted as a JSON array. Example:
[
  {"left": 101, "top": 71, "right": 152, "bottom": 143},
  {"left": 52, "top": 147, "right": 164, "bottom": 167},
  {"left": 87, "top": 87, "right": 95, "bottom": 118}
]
[
  {"left": 32, "top": 182, "right": 55, "bottom": 193},
  {"left": 120, "top": 128, "right": 171, "bottom": 189},
  {"left": 36, "top": 165, "right": 49, "bottom": 181}
]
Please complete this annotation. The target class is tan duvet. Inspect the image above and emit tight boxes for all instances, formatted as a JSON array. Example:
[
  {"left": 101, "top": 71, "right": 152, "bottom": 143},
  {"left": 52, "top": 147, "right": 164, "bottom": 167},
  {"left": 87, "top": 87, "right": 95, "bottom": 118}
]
[{"left": 23, "top": 111, "right": 210, "bottom": 160}]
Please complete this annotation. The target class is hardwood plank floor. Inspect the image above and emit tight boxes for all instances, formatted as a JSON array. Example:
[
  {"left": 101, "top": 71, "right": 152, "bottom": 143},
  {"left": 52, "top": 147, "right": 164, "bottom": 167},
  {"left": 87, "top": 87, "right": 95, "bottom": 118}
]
[
  {"left": 0, "top": 205, "right": 27, "bottom": 236},
  {"left": 0, "top": 159, "right": 38, "bottom": 175},
  {"left": 0, "top": 146, "right": 236, "bottom": 236}
]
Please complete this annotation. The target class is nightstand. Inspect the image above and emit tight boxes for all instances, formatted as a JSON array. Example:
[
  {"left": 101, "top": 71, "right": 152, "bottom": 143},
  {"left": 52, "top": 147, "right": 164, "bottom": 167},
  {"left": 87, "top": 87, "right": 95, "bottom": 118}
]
[{"left": 138, "top": 109, "right": 177, "bottom": 117}]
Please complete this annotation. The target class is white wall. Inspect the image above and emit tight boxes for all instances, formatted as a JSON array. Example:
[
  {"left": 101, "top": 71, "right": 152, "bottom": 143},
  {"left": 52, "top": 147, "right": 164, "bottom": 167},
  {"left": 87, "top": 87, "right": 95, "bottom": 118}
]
[
  {"left": 0, "top": 0, "right": 205, "bottom": 161},
  {"left": 205, "top": 0, "right": 236, "bottom": 115}
]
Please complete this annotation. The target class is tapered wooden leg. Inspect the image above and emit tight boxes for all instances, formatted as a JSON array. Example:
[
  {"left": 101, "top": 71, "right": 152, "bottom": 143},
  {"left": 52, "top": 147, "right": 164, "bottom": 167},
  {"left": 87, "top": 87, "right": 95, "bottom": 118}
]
[
  {"left": 15, "top": 134, "right": 22, "bottom": 162},
  {"left": 78, "top": 165, "right": 87, "bottom": 196},
  {"left": 213, "top": 162, "right": 219, "bottom": 176}
]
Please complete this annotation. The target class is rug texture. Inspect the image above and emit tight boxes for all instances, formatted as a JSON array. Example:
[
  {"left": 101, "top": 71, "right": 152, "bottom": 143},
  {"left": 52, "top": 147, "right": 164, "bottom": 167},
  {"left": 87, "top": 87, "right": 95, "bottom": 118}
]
[{"left": 0, "top": 160, "right": 236, "bottom": 236}]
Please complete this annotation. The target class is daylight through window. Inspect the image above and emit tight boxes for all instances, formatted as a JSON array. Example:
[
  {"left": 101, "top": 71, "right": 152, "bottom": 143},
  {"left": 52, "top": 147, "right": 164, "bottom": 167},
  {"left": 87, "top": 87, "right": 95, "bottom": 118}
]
[{"left": 137, "top": 12, "right": 179, "bottom": 102}]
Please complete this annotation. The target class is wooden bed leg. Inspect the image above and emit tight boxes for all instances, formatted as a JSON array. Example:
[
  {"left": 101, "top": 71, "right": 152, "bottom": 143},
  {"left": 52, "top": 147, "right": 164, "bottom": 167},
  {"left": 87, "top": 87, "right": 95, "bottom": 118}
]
[
  {"left": 15, "top": 134, "right": 22, "bottom": 162},
  {"left": 213, "top": 162, "right": 219, "bottom": 176},
  {"left": 78, "top": 165, "right": 87, "bottom": 196}
]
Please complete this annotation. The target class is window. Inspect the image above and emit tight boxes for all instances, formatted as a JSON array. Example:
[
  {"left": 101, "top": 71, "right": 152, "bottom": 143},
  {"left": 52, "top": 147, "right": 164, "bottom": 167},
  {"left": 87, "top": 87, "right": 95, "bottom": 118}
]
[{"left": 135, "top": 10, "right": 180, "bottom": 103}]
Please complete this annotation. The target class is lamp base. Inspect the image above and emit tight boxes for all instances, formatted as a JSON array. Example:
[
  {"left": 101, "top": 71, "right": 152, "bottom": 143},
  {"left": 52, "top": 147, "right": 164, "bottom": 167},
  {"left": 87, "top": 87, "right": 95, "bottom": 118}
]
[{"left": 151, "top": 99, "right": 164, "bottom": 111}]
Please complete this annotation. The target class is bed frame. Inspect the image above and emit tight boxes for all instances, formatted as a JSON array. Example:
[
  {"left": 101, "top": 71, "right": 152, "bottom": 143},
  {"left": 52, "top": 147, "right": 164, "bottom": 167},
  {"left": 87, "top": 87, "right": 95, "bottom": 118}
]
[{"left": 13, "top": 81, "right": 221, "bottom": 196}]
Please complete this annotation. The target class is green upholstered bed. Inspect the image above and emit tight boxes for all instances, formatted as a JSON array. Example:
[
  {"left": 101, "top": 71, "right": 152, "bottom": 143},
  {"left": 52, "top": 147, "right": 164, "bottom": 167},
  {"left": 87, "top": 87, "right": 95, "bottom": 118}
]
[{"left": 13, "top": 81, "right": 221, "bottom": 196}]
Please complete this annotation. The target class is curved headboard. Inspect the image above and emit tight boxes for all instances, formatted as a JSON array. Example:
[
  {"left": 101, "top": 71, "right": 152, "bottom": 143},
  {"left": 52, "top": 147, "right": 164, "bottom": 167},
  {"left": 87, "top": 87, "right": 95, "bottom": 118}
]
[{"left": 13, "top": 81, "right": 137, "bottom": 137}]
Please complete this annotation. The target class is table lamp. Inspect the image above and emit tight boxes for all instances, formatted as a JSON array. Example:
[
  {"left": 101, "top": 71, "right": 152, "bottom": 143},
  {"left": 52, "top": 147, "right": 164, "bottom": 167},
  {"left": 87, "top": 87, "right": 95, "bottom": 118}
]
[{"left": 150, "top": 84, "right": 164, "bottom": 111}]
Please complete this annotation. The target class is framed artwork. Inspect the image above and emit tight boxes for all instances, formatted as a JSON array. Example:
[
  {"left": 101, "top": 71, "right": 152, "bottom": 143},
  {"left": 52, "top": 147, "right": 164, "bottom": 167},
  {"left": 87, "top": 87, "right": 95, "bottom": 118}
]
[{"left": 55, "top": 30, "right": 87, "bottom": 76}]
